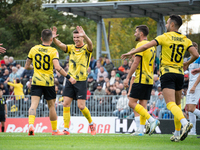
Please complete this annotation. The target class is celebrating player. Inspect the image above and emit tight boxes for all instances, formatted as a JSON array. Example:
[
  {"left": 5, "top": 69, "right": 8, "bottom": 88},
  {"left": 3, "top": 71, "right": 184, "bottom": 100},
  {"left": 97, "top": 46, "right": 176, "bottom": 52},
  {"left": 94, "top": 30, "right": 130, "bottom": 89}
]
[
  {"left": 123, "top": 25, "right": 159, "bottom": 136},
  {"left": 121, "top": 15, "right": 199, "bottom": 141},
  {"left": 25, "top": 29, "right": 75, "bottom": 136},
  {"left": 52, "top": 26, "right": 96, "bottom": 135}
]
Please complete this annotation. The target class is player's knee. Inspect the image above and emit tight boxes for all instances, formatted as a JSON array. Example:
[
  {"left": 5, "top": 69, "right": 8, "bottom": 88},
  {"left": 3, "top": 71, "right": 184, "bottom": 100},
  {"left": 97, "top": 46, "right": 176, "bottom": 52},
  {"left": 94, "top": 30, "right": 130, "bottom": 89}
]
[{"left": 78, "top": 105, "right": 85, "bottom": 110}]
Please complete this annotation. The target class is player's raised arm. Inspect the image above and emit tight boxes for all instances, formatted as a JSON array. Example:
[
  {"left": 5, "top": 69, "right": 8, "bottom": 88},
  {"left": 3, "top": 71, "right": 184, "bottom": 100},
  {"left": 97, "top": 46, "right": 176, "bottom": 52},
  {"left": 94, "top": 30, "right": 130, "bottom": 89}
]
[
  {"left": 51, "top": 26, "right": 67, "bottom": 52},
  {"left": 76, "top": 26, "right": 93, "bottom": 52}
]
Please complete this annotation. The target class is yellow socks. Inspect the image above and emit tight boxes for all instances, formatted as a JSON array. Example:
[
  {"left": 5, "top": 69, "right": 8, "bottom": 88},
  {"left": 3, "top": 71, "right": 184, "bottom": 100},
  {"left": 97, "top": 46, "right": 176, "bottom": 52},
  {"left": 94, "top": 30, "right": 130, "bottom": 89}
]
[
  {"left": 50, "top": 120, "right": 57, "bottom": 131},
  {"left": 140, "top": 115, "right": 146, "bottom": 125},
  {"left": 80, "top": 107, "right": 92, "bottom": 124},
  {"left": 174, "top": 104, "right": 182, "bottom": 131},
  {"left": 29, "top": 115, "right": 35, "bottom": 126},
  {"left": 63, "top": 107, "right": 70, "bottom": 128},
  {"left": 167, "top": 102, "right": 185, "bottom": 121},
  {"left": 134, "top": 104, "right": 151, "bottom": 120}
]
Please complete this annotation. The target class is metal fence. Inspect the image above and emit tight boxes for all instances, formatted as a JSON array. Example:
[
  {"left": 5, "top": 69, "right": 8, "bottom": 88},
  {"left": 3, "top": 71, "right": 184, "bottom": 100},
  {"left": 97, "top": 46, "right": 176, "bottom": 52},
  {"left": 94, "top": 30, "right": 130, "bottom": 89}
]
[{"left": 5, "top": 94, "right": 199, "bottom": 120}]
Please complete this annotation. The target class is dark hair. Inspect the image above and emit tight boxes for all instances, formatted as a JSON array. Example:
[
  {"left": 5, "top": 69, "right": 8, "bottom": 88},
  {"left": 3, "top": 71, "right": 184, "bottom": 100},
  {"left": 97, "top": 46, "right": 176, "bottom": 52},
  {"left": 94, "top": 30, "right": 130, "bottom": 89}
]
[
  {"left": 41, "top": 29, "right": 52, "bottom": 42},
  {"left": 169, "top": 15, "right": 182, "bottom": 29},
  {"left": 192, "top": 42, "right": 198, "bottom": 48},
  {"left": 136, "top": 25, "right": 149, "bottom": 36},
  {"left": 73, "top": 29, "right": 79, "bottom": 34},
  {"left": 16, "top": 78, "right": 20, "bottom": 83}
]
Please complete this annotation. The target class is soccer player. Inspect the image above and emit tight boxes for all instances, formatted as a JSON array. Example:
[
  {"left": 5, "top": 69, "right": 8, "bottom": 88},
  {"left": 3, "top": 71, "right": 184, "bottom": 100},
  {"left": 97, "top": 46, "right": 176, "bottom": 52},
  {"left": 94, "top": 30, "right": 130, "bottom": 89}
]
[
  {"left": 123, "top": 25, "right": 159, "bottom": 136},
  {"left": 52, "top": 26, "right": 96, "bottom": 135},
  {"left": 121, "top": 15, "right": 199, "bottom": 141},
  {"left": 0, "top": 43, "right": 6, "bottom": 54},
  {"left": 25, "top": 29, "right": 76, "bottom": 136},
  {"left": 0, "top": 89, "right": 7, "bottom": 132},
  {"left": 187, "top": 42, "right": 200, "bottom": 135}
]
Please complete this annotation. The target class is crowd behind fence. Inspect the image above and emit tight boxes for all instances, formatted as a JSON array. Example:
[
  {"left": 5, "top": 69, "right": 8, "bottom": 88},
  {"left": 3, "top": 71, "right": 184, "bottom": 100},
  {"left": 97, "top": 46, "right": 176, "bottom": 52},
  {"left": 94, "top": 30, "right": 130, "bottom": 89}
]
[{"left": 5, "top": 94, "right": 200, "bottom": 120}]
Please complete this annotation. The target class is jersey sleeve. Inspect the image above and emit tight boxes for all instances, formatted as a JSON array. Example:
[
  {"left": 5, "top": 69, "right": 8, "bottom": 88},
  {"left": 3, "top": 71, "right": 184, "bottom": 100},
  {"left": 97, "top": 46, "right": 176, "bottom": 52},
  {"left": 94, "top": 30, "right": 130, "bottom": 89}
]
[
  {"left": 66, "top": 45, "right": 72, "bottom": 54},
  {"left": 154, "top": 34, "right": 165, "bottom": 46},
  {"left": 135, "top": 42, "right": 144, "bottom": 57},
  {"left": 85, "top": 44, "right": 92, "bottom": 53},
  {"left": 52, "top": 49, "right": 59, "bottom": 60},
  {"left": 186, "top": 39, "right": 193, "bottom": 51}
]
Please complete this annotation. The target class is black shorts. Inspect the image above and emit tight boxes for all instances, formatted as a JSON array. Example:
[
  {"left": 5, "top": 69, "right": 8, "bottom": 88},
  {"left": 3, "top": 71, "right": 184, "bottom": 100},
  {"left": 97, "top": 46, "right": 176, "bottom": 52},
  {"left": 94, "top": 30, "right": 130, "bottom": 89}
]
[
  {"left": 160, "top": 73, "right": 184, "bottom": 91},
  {"left": 31, "top": 85, "right": 56, "bottom": 100},
  {"left": 63, "top": 80, "right": 87, "bottom": 100},
  {"left": 0, "top": 112, "right": 5, "bottom": 122},
  {"left": 130, "top": 83, "right": 152, "bottom": 100}
]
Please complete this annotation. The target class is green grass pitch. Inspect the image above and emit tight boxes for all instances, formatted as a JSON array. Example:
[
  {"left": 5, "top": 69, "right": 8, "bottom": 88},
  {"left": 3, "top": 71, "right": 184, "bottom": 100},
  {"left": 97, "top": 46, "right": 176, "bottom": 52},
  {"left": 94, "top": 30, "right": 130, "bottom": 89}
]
[{"left": 0, "top": 133, "right": 199, "bottom": 150}]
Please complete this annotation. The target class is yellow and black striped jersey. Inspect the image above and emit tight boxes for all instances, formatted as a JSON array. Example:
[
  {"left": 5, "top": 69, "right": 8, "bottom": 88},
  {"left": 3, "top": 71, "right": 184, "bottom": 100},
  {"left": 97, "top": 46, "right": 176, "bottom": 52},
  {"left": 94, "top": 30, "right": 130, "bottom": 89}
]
[
  {"left": 155, "top": 31, "right": 193, "bottom": 76},
  {"left": 28, "top": 44, "right": 59, "bottom": 86},
  {"left": 134, "top": 40, "right": 156, "bottom": 85},
  {"left": 66, "top": 44, "right": 92, "bottom": 81}
]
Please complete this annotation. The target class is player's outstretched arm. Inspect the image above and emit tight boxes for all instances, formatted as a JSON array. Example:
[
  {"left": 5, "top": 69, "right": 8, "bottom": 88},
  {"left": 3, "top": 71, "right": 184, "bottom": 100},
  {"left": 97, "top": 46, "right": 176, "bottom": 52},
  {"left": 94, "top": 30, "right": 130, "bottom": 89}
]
[
  {"left": 76, "top": 26, "right": 93, "bottom": 52},
  {"left": 25, "top": 58, "right": 33, "bottom": 70},
  {"left": 121, "top": 40, "right": 157, "bottom": 60},
  {"left": 51, "top": 26, "right": 67, "bottom": 52},
  {"left": 0, "top": 44, "right": 6, "bottom": 54},
  {"left": 53, "top": 59, "right": 76, "bottom": 84}
]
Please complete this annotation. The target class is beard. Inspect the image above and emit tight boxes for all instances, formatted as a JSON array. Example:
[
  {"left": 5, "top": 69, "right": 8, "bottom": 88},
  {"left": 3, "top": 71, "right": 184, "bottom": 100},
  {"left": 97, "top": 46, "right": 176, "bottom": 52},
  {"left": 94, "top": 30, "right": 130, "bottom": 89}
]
[{"left": 135, "top": 36, "right": 140, "bottom": 41}]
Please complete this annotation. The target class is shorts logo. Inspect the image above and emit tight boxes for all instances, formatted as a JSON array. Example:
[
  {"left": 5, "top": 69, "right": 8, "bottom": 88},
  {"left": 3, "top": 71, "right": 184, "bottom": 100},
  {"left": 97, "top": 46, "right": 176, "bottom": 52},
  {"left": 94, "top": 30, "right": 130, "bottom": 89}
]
[{"left": 78, "top": 95, "right": 82, "bottom": 98}]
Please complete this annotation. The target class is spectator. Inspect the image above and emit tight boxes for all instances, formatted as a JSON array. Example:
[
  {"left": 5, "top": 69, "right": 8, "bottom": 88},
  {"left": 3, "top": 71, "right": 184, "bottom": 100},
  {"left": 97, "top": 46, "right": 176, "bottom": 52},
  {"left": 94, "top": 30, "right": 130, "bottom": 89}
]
[
  {"left": 16, "top": 63, "right": 24, "bottom": 77},
  {"left": 24, "top": 81, "right": 31, "bottom": 96},
  {"left": 128, "top": 60, "right": 133, "bottom": 69},
  {"left": 118, "top": 83, "right": 125, "bottom": 91},
  {"left": 95, "top": 76, "right": 106, "bottom": 90},
  {"left": 20, "top": 68, "right": 34, "bottom": 86},
  {"left": 104, "top": 57, "right": 114, "bottom": 76},
  {"left": 115, "top": 73, "right": 122, "bottom": 83},
  {"left": 7, "top": 79, "right": 25, "bottom": 116},
  {"left": 0, "top": 69, "right": 9, "bottom": 84},
  {"left": 0, "top": 64, "right": 6, "bottom": 74},
  {"left": 183, "top": 74, "right": 189, "bottom": 89},
  {"left": 4, "top": 58, "right": 10, "bottom": 69},
  {"left": 121, "top": 68, "right": 130, "bottom": 81},
  {"left": 0, "top": 55, "right": 8, "bottom": 65},
  {"left": 88, "top": 67, "right": 96, "bottom": 80},
  {"left": 8, "top": 56, "right": 16, "bottom": 66},
  {"left": 93, "top": 83, "right": 106, "bottom": 111},
  {"left": 63, "top": 56, "right": 69, "bottom": 70},
  {"left": 152, "top": 74, "right": 160, "bottom": 91},
  {"left": 87, "top": 76, "right": 96, "bottom": 92},
  {"left": 94, "top": 61, "right": 107, "bottom": 80},
  {"left": 55, "top": 85, "right": 61, "bottom": 95},
  {"left": 113, "top": 90, "right": 129, "bottom": 118},
  {"left": 154, "top": 92, "right": 171, "bottom": 119},
  {"left": 4, "top": 66, "right": 20, "bottom": 83},
  {"left": 89, "top": 56, "right": 97, "bottom": 71},
  {"left": 55, "top": 70, "right": 64, "bottom": 85},
  {"left": 98, "top": 55, "right": 104, "bottom": 66},
  {"left": 97, "top": 67, "right": 108, "bottom": 82},
  {"left": 54, "top": 78, "right": 63, "bottom": 92},
  {"left": 0, "top": 83, "right": 9, "bottom": 95},
  {"left": 110, "top": 70, "right": 116, "bottom": 85}
]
